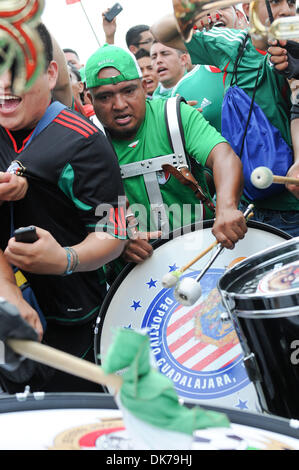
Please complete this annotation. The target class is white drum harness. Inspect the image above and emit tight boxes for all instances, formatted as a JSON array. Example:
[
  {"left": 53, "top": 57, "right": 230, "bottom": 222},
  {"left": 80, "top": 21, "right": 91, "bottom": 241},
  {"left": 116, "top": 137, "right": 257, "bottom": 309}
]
[{"left": 119, "top": 96, "right": 215, "bottom": 234}]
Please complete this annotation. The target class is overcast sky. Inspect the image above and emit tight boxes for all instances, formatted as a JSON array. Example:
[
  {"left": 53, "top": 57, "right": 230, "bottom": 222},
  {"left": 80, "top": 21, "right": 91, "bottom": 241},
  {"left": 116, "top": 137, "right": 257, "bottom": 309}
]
[{"left": 42, "top": 0, "right": 173, "bottom": 64}]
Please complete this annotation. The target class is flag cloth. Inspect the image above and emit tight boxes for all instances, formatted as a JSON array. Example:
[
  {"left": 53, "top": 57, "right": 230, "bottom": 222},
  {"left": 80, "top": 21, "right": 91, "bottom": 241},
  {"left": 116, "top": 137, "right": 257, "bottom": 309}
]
[
  {"left": 66, "top": 0, "right": 80, "bottom": 5},
  {"left": 101, "top": 328, "right": 230, "bottom": 442}
]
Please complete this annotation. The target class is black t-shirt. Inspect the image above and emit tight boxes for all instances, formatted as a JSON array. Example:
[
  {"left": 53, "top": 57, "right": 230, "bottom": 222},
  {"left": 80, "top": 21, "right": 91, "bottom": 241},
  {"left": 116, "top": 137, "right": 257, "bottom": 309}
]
[{"left": 0, "top": 107, "right": 125, "bottom": 324}]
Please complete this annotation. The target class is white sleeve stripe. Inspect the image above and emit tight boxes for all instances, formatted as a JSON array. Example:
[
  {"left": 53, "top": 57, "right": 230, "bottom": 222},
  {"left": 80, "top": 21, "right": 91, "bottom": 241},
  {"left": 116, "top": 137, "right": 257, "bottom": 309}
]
[
  {"left": 204, "top": 31, "right": 245, "bottom": 45},
  {"left": 203, "top": 28, "right": 247, "bottom": 44}
]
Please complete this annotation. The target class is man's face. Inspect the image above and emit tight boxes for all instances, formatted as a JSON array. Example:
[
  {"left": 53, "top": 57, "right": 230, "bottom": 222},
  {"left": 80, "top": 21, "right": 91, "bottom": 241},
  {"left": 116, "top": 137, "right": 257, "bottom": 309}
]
[
  {"left": 89, "top": 67, "right": 147, "bottom": 140},
  {"left": 64, "top": 52, "right": 82, "bottom": 70},
  {"left": 196, "top": 7, "right": 247, "bottom": 29},
  {"left": 69, "top": 70, "right": 84, "bottom": 102},
  {"left": 134, "top": 30, "right": 154, "bottom": 53},
  {"left": 150, "top": 43, "right": 187, "bottom": 89},
  {"left": 137, "top": 56, "right": 159, "bottom": 95},
  {"left": 0, "top": 62, "right": 57, "bottom": 131},
  {"left": 243, "top": 0, "right": 296, "bottom": 25},
  {"left": 214, "top": 7, "right": 244, "bottom": 28}
]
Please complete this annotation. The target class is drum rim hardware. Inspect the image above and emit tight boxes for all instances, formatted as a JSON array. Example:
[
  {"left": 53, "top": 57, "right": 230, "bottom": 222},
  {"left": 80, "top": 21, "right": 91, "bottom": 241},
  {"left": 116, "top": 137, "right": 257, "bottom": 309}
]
[
  {"left": 15, "top": 386, "right": 45, "bottom": 403},
  {"left": 219, "top": 237, "right": 299, "bottom": 306},
  {"left": 0, "top": 392, "right": 118, "bottom": 414},
  {"left": 235, "top": 305, "right": 299, "bottom": 319}
]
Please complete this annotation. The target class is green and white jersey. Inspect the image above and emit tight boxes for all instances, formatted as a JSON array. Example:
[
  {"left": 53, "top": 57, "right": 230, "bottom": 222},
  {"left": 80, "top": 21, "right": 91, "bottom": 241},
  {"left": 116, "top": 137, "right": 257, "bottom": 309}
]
[
  {"left": 111, "top": 98, "right": 227, "bottom": 232},
  {"left": 185, "top": 28, "right": 298, "bottom": 211},
  {"left": 171, "top": 64, "right": 224, "bottom": 133},
  {"left": 152, "top": 83, "right": 174, "bottom": 100}
]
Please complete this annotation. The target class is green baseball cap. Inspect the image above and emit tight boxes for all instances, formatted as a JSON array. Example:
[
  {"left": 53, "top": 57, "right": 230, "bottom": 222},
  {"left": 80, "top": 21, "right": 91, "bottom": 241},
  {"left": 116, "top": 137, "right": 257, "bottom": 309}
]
[
  {"left": 85, "top": 44, "right": 142, "bottom": 88},
  {"left": 79, "top": 66, "right": 86, "bottom": 83}
]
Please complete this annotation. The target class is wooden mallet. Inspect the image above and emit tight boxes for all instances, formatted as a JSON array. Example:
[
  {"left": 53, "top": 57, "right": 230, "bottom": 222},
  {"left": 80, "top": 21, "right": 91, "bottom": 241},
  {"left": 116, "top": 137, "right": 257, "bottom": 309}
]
[
  {"left": 251, "top": 167, "right": 299, "bottom": 189},
  {"left": 173, "top": 204, "right": 254, "bottom": 306},
  {"left": 162, "top": 204, "right": 254, "bottom": 291},
  {"left": 0, "top": 298, "right": 122, "bottom": 393}
]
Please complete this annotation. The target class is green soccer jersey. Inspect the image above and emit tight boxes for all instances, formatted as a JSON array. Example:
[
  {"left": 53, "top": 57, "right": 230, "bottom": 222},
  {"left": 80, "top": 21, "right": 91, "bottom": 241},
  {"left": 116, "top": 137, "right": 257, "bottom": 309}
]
[
  {"left": 185, "top": 27, "right": 298, "bottom": 211},
  {"left": 152, "top": 83, "right": 174, "bottom": 100},
  {"left": 111, "top": 98, "right": 226, "bottom": 232},
  {"left": 152, "top": 70, "right": 189, "bottom": 100},
  {"left": 171, "top": 64, "right": 224, "bottom": 133}
]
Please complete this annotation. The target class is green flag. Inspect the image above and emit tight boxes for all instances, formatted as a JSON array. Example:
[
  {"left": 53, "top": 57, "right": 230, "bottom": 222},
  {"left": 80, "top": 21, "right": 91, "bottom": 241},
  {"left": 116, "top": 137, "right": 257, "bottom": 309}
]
[{"left": 102, "top": 328, "right": 230, "bottom": 436}]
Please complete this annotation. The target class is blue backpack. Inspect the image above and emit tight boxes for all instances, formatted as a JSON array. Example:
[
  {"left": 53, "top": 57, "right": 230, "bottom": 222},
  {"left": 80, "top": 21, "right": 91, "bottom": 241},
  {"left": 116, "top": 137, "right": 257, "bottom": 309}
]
[{"left": 221, "top": 35, "right": 293, "bottom": 201}]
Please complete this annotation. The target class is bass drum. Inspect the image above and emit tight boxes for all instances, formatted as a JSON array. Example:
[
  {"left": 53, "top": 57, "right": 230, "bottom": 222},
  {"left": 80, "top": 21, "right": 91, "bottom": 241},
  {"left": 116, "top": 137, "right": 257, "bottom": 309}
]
[
  {"left": 96, "top": 221, "right": 290, "bottom": 412},
  {"left": 0, "top": 392, "right": 127, "bottom": 450},
  {"left": 0, "top": 392, "right": 299, "bottom": 450}
]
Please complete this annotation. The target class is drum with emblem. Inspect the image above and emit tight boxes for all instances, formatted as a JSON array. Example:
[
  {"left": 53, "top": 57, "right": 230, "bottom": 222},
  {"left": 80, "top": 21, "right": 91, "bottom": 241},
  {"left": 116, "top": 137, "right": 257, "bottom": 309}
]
[
  {"left": 0, "top": 392, "right": 129, "bottom": 450},
  {"left": 95, "top": 221, "right": 290, "bottom": 413},
  {"left": 1, "top": 392, "right": 299, "bottom": 450},
  {"left": 218, "top": 237, "right": 299, "bottom": 420}
]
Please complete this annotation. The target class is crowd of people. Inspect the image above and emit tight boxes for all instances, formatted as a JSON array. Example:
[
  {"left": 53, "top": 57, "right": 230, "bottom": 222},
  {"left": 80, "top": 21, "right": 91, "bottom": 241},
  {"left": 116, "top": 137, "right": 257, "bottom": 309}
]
[{"left": 0, "top": 0, "right": 298, "bottom": 394}]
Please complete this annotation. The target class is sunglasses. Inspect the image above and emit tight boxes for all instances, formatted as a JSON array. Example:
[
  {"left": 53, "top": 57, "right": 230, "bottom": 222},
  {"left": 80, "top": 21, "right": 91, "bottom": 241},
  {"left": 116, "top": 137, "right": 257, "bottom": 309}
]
[{"left": 135, "top": 38, "right": 154, "bottom": 46}]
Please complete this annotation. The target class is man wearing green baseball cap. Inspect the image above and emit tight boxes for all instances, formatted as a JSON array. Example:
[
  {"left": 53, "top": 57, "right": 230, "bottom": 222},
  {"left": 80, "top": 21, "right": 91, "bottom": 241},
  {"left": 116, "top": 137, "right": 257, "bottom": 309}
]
[{"left": 85, "top": 44, "right": 247, "bottom": 269}]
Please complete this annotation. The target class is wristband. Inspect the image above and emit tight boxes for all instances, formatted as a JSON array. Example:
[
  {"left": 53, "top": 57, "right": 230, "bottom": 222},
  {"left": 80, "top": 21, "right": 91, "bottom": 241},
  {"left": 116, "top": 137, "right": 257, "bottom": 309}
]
[{"left": 62, "top": 247, "right": 80, "bottom": 276}]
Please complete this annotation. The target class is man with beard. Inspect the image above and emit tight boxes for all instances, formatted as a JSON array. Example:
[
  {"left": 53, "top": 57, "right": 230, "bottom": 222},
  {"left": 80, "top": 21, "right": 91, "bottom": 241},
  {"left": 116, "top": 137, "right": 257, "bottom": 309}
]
[{"left": 85, "top": 44, "right": 248, "bottom": 267}]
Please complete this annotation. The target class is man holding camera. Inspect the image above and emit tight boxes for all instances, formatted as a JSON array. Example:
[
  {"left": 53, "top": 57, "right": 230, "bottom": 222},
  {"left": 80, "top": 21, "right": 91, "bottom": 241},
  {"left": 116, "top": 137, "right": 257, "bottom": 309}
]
[{"left": 0, "top": 24, "right": 126, "bottom": 393}]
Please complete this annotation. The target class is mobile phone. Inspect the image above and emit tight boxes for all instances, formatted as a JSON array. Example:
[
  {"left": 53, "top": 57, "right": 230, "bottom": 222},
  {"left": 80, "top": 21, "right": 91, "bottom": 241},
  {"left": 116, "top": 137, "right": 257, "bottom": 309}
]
[
  {"left": 104, "top": 3, "right": 123, "bottom": 22},
  {"left": 14, "top": 226, "right": 38, "bottom": 243}
]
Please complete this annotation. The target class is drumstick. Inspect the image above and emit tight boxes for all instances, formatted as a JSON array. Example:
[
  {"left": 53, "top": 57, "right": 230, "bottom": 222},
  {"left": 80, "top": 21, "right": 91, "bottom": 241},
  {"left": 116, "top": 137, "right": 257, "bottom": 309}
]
[
  {"left": 162, "top": 240, "right": 218, "bottom": 288},
  {"left": 181, "top": 239, "right": 218, "bottom": 273},
  {"left": 271, "top": 175, "right": 299, "bottom": 185},
  {"left": 7, "top": 338, "right": 123, "bottom": 393},
  {"left": 174, "top": 207, "right": 254, "bottom": 306},
  {"left": 251, "top": 167, "right": 299, "bottom": 189},
  {"left": 162, "top": 205, "right": 254, "bottom": 288}
]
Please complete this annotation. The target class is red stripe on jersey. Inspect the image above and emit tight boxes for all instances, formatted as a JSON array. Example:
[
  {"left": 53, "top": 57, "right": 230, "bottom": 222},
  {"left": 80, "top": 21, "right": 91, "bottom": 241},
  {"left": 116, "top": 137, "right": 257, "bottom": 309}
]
[
  {"left": 207, "top": 65, "right": 221, "bottom": 73},
  {"left": 61, "top": 110, "right": 99, "bottom": 133},
  {"left": 255, "top": 48, "right": 267, "bottom": 56},
  {"left": 58, "top": 113, "right": 96, "bottom": 135},
  {"left": 5, "top": 128, "right": 34, "bottom": 153},
  {"left": 223, "top": 60, "right": 230, "bottom": 87},
  {"left": 108, "top": 206, "right": 127, "bottom": 238},
  {"left": 54, "top": 118, "right": 90, "bottom": 138}
]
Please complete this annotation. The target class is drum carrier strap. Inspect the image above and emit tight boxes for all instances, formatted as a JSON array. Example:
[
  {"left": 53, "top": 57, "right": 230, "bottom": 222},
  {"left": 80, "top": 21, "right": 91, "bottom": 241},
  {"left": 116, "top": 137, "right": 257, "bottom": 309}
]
[{"left": 120, "top": 95, "right": 214, "bottom": 234}]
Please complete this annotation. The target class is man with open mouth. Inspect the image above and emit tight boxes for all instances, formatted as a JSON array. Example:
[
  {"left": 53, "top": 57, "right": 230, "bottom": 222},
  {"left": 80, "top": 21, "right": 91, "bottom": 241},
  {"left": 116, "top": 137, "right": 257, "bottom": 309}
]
[
  {"left": 136, "top": 49, "right": 159, "bottom": 98},
  {"left": 169, "top": 6, "right": 248, "bottom": 136},
  {"left": 196, "top": 6, "right": 248, "bottom": 31},
  {"left": 150, "top": 41, "right": 189, "bottom": 100},
  {"left": 0, "top": 24, "right": 126, "bottom": 394},
  {"left": 86, "top": 44, "right": 248, "bottom": 276}
]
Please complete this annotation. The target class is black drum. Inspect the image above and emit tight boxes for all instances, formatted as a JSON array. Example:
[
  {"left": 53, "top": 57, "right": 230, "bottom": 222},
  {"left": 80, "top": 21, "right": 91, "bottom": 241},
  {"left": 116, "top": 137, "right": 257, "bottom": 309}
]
[
  {"left": 218, "top": 237, "right": 299, "bottom": 420},
  {"left": 96, "top": 220, "right": 290, "bottom": 411},
  {"left": 0, "top": 392, "right": 299, "bottom": 450}
]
